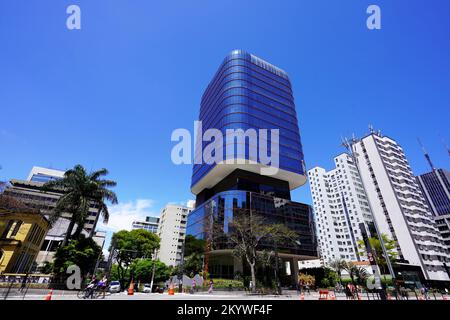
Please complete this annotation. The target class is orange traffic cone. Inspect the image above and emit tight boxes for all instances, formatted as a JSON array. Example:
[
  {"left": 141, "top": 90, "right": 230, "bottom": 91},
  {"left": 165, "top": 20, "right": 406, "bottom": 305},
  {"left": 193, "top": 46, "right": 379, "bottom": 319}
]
[
  {"left": 299, "top": 292, "right": 304, "bottom": 300},
  {"left": 44, "top": 288, "right": 53, "bottom": 300},
  {"left": 128, "top": 282, "right": 134, "bottom": 295}
]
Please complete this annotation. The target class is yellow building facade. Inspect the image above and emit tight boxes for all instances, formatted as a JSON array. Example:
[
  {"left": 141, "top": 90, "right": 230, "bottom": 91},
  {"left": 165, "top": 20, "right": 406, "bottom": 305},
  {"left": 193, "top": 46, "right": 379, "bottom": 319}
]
[{"left": 0, "top": 207, "right": 50, "bottom": 274}]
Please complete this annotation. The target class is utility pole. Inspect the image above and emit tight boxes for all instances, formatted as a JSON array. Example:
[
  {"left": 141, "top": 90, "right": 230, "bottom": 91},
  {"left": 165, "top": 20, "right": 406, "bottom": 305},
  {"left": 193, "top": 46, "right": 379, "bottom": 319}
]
[{"left": 149, "top": 248, "right": 157, "bottom": 292}]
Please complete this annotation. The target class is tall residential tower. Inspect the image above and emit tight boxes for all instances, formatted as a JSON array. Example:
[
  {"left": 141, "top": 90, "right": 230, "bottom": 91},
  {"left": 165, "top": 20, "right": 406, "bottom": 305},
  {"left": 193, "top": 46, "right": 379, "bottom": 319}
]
[
  {"left": 308, "top": 153, "right": 373, "bottom": 264},
  {"left": 353, "top": 132, "right": 450, "bottom": 281}
]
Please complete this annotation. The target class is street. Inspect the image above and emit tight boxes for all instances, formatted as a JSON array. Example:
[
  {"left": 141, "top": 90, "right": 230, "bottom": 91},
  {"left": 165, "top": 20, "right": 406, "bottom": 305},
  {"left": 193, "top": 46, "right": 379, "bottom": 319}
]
[{"left": 1, "top": 289, "right": 448, "bottom": 301}]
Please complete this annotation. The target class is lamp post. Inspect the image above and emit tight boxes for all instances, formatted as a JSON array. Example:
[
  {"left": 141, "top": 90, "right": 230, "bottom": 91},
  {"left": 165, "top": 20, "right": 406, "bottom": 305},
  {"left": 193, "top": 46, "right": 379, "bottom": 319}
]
[
  {"left": 178, "top": 241, "right": 186, "bottom": 293},
  {"left": 149, "top": 248, "right": 157, "bottom": 293}
]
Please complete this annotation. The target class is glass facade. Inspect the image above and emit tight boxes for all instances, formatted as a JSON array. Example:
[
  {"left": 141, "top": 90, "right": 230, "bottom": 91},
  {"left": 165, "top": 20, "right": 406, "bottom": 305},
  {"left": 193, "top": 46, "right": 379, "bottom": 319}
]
[
  {"left": 187, "top": 50, "right": 317, "bottom": 280},
  {"left": 191, "top": 50, "right": 305, "bottom": 189},
  {"left": 417, "top": 169, "right": 450, "bottom": 216},
  {"left": 187, "top": 190, "right": 317, "bottom": 257}
]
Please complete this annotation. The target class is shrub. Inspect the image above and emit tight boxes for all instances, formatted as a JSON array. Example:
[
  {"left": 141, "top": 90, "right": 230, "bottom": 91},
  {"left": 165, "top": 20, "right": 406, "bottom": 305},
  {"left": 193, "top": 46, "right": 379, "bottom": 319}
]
[{"left": 204, "top": 278, "right": 244, "bottom": 290}]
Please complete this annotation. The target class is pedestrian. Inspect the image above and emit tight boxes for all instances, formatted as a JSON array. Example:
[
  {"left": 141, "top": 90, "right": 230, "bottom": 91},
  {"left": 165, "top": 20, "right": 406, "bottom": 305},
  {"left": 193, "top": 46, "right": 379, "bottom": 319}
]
[
  {"left": 208, "top": 279, "right": 214, "bottom": 294},
  {"left": 345, "top": 283, "right": 353, "bottom": 300},
  {"left": 190, "top": 279, "right": 196, "bottom": 294}
]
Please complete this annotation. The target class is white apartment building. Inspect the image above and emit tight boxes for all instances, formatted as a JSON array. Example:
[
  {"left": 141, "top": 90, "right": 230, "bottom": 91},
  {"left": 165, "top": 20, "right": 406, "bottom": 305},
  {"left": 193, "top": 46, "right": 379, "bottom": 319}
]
[
  {"left": 308, "top": 153, "right": 373, "bottom": 265},
  {"left": 353, "top": 132, "right": 450, "bottom": 281},
  {"left": 156, "top": 203, "right": 194, "bottom": 266}
]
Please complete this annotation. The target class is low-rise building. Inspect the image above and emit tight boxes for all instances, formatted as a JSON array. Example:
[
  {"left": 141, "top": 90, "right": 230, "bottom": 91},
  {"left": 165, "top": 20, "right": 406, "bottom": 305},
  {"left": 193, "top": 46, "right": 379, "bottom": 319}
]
[{"left": 0, "top": 197, "right": 50, "bottom": 273}]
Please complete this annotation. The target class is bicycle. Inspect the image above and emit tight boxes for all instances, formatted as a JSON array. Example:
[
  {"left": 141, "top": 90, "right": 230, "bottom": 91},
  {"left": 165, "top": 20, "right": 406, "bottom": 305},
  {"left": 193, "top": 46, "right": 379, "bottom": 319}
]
[{"left": 77, "top": 284, "right": 107, "bottom": 299}]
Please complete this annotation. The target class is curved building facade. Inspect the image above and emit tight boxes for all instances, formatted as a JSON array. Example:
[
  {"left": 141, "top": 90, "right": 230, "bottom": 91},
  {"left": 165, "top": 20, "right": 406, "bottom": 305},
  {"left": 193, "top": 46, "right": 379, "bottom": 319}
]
[
  {"left": 187, "top": 50, "right": 317, "bottom": 283},
  {"left": 191, "top": 50, "right": 306, "bottom": 195}
]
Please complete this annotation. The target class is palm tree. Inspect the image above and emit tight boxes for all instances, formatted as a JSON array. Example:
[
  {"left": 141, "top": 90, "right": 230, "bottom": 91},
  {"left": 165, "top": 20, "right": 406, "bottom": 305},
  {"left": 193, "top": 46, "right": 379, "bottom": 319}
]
[
  {"left": 329, "top": 258, "right": 347, "bottom": 284},
  {"left": 355, "top": 266, "right": 370, "bottom": 287},
  {"left": 43, "top": 165, "right": 118, "bottom": 246},
  {"left": 344, "top": 262, "right": 360, "bottom": 287}
]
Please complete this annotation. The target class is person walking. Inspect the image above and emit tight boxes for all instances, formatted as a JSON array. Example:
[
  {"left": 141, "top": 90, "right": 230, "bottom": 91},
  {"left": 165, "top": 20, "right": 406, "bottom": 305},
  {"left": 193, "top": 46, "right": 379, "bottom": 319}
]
[
  {"left": 208, "top": 279, "right": 214, "bottom": 294},
  {"left": 345, "top": 283, "right": 353, "bottom": 300},
  {"left": 190, "top": 279, "right": 196, "bottom": 294}
]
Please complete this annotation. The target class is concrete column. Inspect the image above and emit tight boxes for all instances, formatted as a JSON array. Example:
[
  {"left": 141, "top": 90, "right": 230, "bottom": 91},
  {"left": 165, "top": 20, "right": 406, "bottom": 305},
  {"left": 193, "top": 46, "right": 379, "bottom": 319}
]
[{"left": 291, "top": 257, "right": 299, "bottom": 286}]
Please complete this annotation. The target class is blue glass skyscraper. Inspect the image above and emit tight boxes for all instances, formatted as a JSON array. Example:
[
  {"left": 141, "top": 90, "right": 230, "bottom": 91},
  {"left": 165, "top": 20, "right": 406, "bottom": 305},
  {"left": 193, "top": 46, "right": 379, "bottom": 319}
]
[
  {"left": 191, "top": 50, "right": 306, "bottom": 195},
  {"left": 187, "top": 50, "right": 317, "bottom": 283}
]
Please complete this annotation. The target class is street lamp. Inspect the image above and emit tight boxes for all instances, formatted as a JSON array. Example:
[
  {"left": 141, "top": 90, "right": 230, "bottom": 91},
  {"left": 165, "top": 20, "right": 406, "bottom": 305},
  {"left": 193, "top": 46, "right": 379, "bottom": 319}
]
[{"left": 149, "top": 248, "right": 157, "bottom": 292}]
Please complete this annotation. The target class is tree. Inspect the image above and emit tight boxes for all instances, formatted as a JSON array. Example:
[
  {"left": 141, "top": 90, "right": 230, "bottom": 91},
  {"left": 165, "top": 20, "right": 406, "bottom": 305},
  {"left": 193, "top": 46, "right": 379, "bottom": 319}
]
[
  {"left": 183, "top": 252, "right": 204, "bottom": 277},
  {"left": 110, "top": 229, "right": 160, "bottom": 287},
  {"left": 357, "top": 234, "right": 398, "bottom": 275},
  {"left": 329, "top": 258, "right": 347, "bottom": 284},
  {"left": 227, "top": 213, "right": 298, "bottom": 293},
  {"left": 130, "top": 259, "right": 171, "bottom": 284},
  {"left": 53, "top": 235, "right": 102, "bottom": 281},
  {"left": 40, "top": 261, "right": 54, "bottom": 275},
  {"left": 354, "top": 266, "right": 370, "bottom": 287},
  {"left": 43, "top": 164, "right": 118, "bottom": 246},
  {"left": 184, "top": 235, "right": 206, "bottom": 256},
  {"left": 343, "top": 261, "right": 359, "bottom": 286}
]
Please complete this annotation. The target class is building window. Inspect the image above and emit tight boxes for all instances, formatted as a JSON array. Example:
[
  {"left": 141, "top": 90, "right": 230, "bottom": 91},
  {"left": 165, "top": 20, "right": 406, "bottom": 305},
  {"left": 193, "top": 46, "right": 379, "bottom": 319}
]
[{"left": 1, "top": 220, "right": 23, "bottom": 238}]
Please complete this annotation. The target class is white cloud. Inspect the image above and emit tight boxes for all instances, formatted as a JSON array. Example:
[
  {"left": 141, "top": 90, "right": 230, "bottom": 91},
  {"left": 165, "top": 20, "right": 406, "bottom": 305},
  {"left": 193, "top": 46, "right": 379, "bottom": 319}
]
[{"left": 99, "top": 198, "right": 158, "bottom": 232}]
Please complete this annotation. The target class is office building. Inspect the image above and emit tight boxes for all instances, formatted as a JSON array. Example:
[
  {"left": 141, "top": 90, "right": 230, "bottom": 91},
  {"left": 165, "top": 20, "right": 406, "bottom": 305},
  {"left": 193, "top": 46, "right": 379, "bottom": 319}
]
[
  {"left": 417, "top": 168, "right": 450, "bottom": 250},
  {"left": 157, "top": 203, "right": 193, "bottom": 266},
  {"left": 308, "top": 153, "right": 374, "bottom": 264},
  {"left": 417, "top": 169, "right": 450, "bottom": 217},
  {"left": 2, "top": 167, "right": 103, "bottom": 266},
  {"left": 186, "top": 50, "right": 318, "bottom": 283},
  {"left": 132, "top": 216, "right": 160, "bottom": 234},
  {"left": 352, "top": 132, "right": 450, "bottom": 281}
]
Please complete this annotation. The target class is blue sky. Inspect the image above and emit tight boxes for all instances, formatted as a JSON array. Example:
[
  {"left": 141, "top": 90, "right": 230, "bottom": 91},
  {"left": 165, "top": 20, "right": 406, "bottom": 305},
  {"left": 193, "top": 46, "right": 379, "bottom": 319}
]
[{"left": 1, "top": 1, "right": 449, "bottom": 238}]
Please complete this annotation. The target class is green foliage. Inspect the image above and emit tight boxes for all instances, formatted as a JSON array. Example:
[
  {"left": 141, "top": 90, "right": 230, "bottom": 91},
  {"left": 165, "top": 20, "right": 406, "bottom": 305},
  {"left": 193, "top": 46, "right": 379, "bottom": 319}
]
[
  {"left": 110, "top": 264, "right": 129, "bottom": 281},
  {"left": 42, "top": 165, "right": 118, "bottom": 244},
  {"left": 184, "top": 235, "right": 206, "bottom": 256},
  {"left": 110, "top": 229, "right": 161, "bottom": 286},
  {"left": 228, "top": 213, "right": 298, "bottom": 293},
  {"left": 130, "top": 259, "right": 171, "bottom": 283},
  {"left": 40, "top": 261, "right": 54, "bottom": 275},
  {"left": 183, "top": 252, "right": 204, "bottom": 277},
  {"left": 203, "top": 278, "right": 244, "bottom": 289},
  {"left": 298, "top": 267, "right": 337, "bottom": 289},
  {"left": 357, "top": 234, "right": 398, "bottom": 274},
  {"left": 112, "top": 229, "right": 160, "bottom": 265},
  {"left": 53, "top": 235, "right": 102, "bottom": 276},
  {"left": 329, "top": 258, "right": 346, "bottom": 282}
]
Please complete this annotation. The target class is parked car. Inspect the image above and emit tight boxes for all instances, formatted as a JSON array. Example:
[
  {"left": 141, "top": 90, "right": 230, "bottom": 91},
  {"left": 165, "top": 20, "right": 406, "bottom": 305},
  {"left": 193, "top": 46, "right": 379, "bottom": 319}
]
[
  {"left": 143, "top": 283, "right": 152, "bottom": 293},
  {"left": 109, "top": 281, "right": 121, "bottom": 293}
]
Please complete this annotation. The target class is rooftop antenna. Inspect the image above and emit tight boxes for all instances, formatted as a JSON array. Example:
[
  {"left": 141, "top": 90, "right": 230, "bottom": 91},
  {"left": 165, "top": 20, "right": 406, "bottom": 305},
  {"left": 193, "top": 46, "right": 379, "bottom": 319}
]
[
  {"left": 417, "top": 138, "right": 435, "bottom": 171},
  {"left": 368, "top": 124, "right": 374, "bottom": 134}
]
